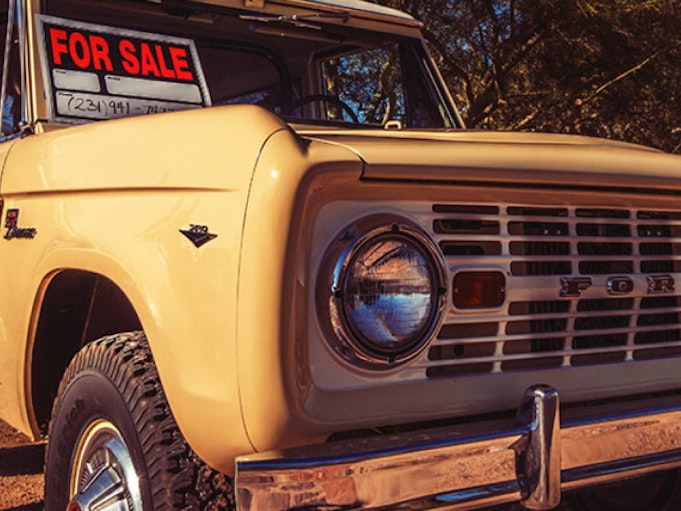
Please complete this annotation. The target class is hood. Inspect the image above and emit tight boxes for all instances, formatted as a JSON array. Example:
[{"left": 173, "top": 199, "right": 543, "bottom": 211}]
[{"left": 299, "top": 128, "right": 681, "bottom": 192}]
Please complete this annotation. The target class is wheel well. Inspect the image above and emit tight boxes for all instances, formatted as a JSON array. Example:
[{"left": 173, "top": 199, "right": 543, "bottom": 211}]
[{"left": 31, "top": 270, "right": 142, "bottom": 434}]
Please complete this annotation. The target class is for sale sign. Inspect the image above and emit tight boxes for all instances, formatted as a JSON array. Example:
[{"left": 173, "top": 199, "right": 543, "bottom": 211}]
[{"left": 37, "top": 15, "right": 212, "bottom": 123}]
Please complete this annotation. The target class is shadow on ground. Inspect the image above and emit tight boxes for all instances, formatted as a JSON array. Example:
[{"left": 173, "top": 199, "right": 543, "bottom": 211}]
[
  {"left": 0, "top": 420, "right": 45, "bottom": 511},
  {"left": 0, "top": 443, "right": 45, "bottom": 478}
]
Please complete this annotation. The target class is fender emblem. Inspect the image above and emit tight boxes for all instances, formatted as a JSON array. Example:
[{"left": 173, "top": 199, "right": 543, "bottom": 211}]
[
  {"left": 180, "top": 224, "right": 217, "bottom": 248},
  {"left": 4, "top": 209, "right": 37, "bottom": 240}
]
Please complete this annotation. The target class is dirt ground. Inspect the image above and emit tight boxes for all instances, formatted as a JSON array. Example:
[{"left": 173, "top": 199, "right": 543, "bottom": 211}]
[{"left": 0, "top": 419, "right": 44, "bottom": 510}]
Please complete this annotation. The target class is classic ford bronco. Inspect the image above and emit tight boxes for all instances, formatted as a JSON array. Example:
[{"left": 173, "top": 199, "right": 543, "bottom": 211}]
[{"left": 1, "top": 0, "right": 681, "bottom": 510}]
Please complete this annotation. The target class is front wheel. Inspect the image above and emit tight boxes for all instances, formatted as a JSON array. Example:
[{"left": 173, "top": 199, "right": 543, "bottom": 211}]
[{"left": 44, "top": 331, "right": 234, "bottom": 511}]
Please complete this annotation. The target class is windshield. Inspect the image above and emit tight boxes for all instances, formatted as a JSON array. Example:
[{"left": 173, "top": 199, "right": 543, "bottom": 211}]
[{"left": 39, "top": 0, "right": 456, "bottom": 129}]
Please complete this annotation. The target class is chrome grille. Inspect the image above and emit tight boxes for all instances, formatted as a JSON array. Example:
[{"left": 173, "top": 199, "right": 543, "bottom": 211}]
[{"left": 424, "top": 204, "right": 681, "bottom": 378}]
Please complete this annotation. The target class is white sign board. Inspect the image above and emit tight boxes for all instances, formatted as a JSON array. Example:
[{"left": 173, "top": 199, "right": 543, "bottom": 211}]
[{"left": 37, "top": 15, "right": 212, "bottom": 123}]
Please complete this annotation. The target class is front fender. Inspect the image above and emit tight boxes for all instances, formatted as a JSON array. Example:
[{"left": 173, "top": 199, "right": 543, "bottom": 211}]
[
  {"left": 0, "top": 105, "right": 287, "bottom": 471},
  {"left": 236, "top": 130, "right": 365, "bottom": 453}
]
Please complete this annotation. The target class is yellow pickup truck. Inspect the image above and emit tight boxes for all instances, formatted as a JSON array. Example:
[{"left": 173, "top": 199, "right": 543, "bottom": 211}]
[{"left": 1, "top": 0, "right": 681, "bottom": 510}]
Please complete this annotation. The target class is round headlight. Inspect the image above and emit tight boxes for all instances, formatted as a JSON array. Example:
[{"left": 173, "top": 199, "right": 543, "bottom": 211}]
[{"left": 328, "top": 222, "right": 446, "bottom": 368}]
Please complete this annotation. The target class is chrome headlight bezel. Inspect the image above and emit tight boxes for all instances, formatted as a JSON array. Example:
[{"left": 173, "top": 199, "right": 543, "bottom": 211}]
[{"left": 318, "top": 217, "right": 447, "bottom": 370}]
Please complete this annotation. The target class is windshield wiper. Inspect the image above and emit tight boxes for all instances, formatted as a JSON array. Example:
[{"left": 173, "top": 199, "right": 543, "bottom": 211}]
[{"left": 239, "top": 12, "right": 349, "bottom": 30}]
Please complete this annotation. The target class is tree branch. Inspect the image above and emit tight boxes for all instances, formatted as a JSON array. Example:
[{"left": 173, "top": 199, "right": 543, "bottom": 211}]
[{"left": 578, "top": 54, "right": 657, "bottom": 105}]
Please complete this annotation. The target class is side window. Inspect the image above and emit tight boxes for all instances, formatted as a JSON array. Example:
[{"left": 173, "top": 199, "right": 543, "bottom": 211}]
[
  {"left": 317, "top": 43, "right": 452, "bottom": 129},
  {"left": 400, "top": 46, "right": 453, "bottom": 129},
  {"left": 1, "top": 0, "right": 22, "bottom": 137},
  {"left": 319, "top": 45, "right": 406, "bottom": 126}
]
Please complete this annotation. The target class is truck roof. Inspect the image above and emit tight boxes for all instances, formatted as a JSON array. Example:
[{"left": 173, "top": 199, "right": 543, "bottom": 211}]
[
  {"left": 281, "top": 0, "right": 417, "bottom": 22},
  {"left": 224, "top": 0, "right": 422, "bottom": 27}
]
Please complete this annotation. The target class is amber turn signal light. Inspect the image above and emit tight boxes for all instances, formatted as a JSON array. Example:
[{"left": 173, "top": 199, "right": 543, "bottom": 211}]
[{"left": 453, "top": 271, "right": 505, "bottom": 309}]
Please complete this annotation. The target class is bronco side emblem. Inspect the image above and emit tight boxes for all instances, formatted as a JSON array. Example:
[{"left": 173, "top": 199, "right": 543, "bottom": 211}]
[
  {"left": 4, "top": 209, "right": 37, "bottom": 240},
  {"left": 180, "top": 224, "right": 217, "bottom": 248}
]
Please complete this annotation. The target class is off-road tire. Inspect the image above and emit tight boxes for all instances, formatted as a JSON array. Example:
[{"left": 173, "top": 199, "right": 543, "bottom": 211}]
[{"left": 44, "top": 331, "right": 235, "bottom": 511}]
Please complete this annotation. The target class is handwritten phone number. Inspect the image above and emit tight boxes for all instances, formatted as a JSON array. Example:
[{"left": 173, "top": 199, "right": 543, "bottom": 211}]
[{"left": 56, "top": 92, "right": 193, "bottom": 120}]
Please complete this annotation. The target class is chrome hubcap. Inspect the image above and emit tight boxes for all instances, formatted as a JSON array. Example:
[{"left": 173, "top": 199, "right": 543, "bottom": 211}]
[{"left": 68, "top": 420, "right": 143, "bottom": 511}]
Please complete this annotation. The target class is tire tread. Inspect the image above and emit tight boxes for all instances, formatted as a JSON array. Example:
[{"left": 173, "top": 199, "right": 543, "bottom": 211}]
[{"left": 46, "top": 331, "right": 235, "bottom": 511}]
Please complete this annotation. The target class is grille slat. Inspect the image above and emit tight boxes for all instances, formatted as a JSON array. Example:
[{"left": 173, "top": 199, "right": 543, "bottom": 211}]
[
  {"left": 425, "top": 203, "right": 681, "bottom": 378},
  {"left": 426, "top": 337, "right": 681, "bottom": 366},
  {"left": 437, "top": 325, "right": 651, "bottom": 344},
  {"left": 425, "top": 342, "right": 681, "bottom": 367}
]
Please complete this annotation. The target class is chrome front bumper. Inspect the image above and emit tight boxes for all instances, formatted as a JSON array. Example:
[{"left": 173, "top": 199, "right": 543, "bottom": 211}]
[{"left": 235, "top": 385, "right": 681, "bottom": 511}]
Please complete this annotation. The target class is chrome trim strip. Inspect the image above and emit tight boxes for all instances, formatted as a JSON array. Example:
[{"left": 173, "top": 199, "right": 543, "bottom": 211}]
[{"left": 235, "top": 387, "right": 681, "bottom": 511}]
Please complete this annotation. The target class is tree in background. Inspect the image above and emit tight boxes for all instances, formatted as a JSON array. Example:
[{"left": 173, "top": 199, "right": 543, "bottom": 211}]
[{"left": 374, "top": 0, "right": 681, "bottom": 153}]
